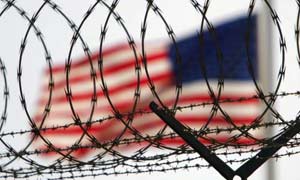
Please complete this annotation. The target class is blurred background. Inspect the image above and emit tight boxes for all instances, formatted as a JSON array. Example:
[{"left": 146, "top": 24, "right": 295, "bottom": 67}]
[{"left": 0, "top": 0, "right": 299, "bottom": 179}]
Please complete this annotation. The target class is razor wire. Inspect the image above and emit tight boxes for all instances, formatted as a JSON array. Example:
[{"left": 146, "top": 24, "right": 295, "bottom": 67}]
[{"left": 0, "top": 0, "right": 299, "bottom": 179}]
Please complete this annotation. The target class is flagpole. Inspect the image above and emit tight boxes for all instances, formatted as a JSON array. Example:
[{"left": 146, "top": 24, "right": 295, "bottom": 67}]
[{"left": 258, "top": 0, "right": 276, "bottom": 180}]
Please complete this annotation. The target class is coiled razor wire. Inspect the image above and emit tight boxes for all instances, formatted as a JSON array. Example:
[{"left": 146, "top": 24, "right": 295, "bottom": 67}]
[{"left": 0, "top": 0, "right": 299, "bottom": 179}]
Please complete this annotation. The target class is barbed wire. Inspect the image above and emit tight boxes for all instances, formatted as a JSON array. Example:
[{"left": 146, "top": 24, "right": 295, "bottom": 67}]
[
  {"left": 0, "top": 0, "right": 299, "bottom": 179},
  {"left": 0, "top": 90, "right": 297, "bottom": 139}
]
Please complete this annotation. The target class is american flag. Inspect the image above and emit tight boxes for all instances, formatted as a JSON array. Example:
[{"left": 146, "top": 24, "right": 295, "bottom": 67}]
[{"left": 33, "top": 16, "right": 260, "bottom": 157}]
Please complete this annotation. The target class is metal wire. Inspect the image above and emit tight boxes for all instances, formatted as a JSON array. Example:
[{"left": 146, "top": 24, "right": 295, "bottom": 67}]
[{"left": 0, "top": 0, "right": 299, "bottom": 179}]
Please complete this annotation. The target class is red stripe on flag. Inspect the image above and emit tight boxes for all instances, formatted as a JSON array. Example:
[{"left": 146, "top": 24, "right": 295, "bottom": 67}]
[
  {"left": 48, "top": 44, "right": 130, "bottom": 74},
  {"left": 34, "top": 94, "right": 258, "bottom": 122},
  {"left": 37, "top": 136, "right": 258, "bottom": 157},
  {"left": 38, "top": 71, "right": 172, "bottom": 105},
  {"left": 42, "top": 51, "right": 168, "bottom": 91},
  {"left": 38, "top": 116, "right": 256, "bottom": 136}
]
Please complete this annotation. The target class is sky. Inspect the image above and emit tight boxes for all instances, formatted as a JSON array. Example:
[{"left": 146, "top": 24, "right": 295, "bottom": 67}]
[{"left": 0, "top": 0, "right": 300, "bottom": 179}]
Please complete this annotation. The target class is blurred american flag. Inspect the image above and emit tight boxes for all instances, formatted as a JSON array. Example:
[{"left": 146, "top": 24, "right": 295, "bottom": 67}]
[{"left": 33, "top": 15, "right": 260, "bottom": 157}]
